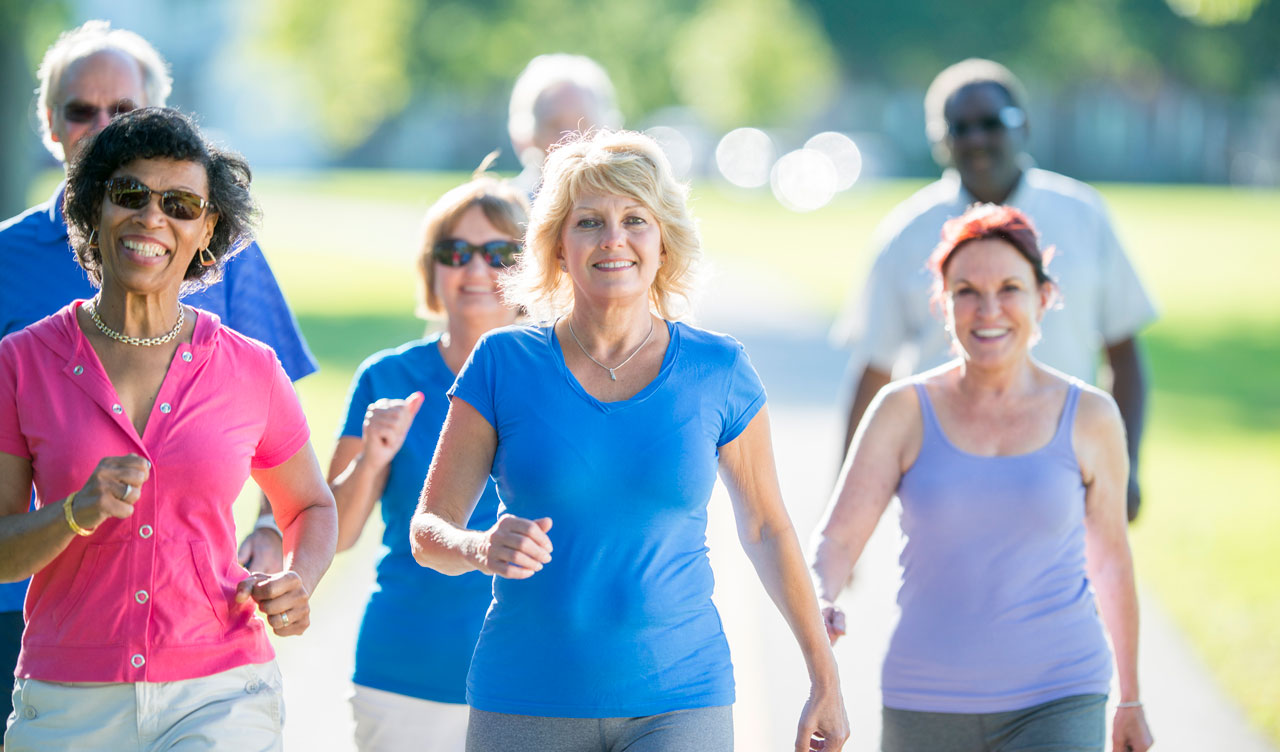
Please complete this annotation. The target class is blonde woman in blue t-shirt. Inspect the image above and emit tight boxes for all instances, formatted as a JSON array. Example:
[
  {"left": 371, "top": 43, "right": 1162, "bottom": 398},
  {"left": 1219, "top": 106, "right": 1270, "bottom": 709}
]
[{"left": 410, "top": 130, "right": 848, "bottom": 752}]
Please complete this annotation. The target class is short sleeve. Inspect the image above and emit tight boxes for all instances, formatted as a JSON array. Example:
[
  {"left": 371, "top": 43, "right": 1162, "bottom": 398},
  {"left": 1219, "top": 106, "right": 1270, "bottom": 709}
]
[
  {"left": 339, "top": 359, "right": 378, "bottom": 439},
  {"left": 831, "top": 234, "right": 910, "bottom": 373},
  {"left": 252, "top": 356, "right": 312, "bottom": 469},
  {"left": 1094, "top": 211, "right": 1158, "bottom": 344},
  {"left": 0, "top": 341, "right": 29, "bottom": 459},
  {"left": 447, "top": 333, "right": 498, "bottom": 428},
  {"left": 221, "top": 242, "right": 319, "bottom": 382},
  {"left": 718, "top": 343, "right": 767, "bottom": 447}
]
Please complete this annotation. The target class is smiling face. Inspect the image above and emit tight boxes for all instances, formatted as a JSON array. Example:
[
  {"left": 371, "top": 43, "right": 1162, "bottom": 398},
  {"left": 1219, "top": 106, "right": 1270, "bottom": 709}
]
[
  {"left": 48, "top": 49, "right": 147, "bottom": 164},
  {"left": 943, "top": 237, "right": 1052, "bottom": 368},
  {"left": 432, "top": 205, "right": 520, "bottom": 325},
  {"left": 97, "top": 158, "right": 217, "bottom": 296},
  {"left": 559, "top": 193, "right": 663, "bottom": 309}
]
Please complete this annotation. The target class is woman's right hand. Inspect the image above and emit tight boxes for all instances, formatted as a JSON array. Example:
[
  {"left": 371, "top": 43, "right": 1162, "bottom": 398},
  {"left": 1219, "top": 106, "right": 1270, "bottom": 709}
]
[
  {"left": 821, "top": 600, "right": 847, "bottom": 645},
  {"left": 361, "top": 392, "right": 424, "bottom": 468},
  {"left": 69, "top": 454, "right": 151, "bottom": 530},
  {"left": 478, "top": 514, "right": 553, "bottom": 579}
]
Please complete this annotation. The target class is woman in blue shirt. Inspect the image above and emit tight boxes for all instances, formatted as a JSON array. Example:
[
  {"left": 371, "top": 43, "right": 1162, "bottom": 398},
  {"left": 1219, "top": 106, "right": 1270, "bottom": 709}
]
[
  {"left": 410, "top": 131, "right": 848, "bottom": 752},
  {"left": 328, "top": 173, "right": 528, "bottom": 752}
]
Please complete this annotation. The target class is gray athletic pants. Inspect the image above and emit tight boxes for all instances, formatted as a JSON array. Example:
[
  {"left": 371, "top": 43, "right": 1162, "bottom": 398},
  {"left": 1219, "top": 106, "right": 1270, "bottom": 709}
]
[
  {"left": 882, "top": 693, "right": 1107, "bottom": 752},
  {"left": 466, "top": 705, "right": 733, "bottom": 752}
]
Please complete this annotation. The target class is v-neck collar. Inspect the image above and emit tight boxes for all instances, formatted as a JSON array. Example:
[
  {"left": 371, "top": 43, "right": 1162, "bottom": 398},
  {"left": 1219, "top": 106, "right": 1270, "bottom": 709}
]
[
  {"left": 548, "top": 319, "right": 679, "bottom": 414},
  {"left": 37, "top": 300, "right": 220, "bottom": 450}
]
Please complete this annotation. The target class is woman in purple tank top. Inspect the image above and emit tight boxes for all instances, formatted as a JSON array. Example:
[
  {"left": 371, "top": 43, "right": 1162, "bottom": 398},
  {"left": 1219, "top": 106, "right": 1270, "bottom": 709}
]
[{"left": 811, "top": 205, "right": 1152, "bottom": 752}]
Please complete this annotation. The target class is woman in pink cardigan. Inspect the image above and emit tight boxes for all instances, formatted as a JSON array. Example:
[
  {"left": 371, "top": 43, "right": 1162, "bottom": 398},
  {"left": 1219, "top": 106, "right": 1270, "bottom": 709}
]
[{"left": 0, "top": 108, "right": 336, "bottom": 751}]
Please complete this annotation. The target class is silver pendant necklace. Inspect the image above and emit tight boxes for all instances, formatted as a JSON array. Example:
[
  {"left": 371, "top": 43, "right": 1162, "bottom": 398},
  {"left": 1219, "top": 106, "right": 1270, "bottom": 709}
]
[{"left": 565, "top": 315, "right": 655, "bottom": 381}]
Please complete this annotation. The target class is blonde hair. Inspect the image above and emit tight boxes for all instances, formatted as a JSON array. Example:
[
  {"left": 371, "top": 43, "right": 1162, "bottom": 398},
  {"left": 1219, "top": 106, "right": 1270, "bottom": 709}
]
[
  {"left": 502, "top": 130, "right": 700, "bottom": 322},
  {"left": 417, "top": 171, "right": 529, "bottom": 318},
  {"left": 36, "top": 20, "right": 172, "bottom": 162}
]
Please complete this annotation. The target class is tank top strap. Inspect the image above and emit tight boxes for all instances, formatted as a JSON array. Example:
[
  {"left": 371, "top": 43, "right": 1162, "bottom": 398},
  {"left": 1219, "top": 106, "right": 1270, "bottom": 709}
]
[
  {"left": 911, "top": 382, "right": 946, "bottom": 450},
  {"left": 1048, "top": 382, "right": 1083, "bottom": 452}
]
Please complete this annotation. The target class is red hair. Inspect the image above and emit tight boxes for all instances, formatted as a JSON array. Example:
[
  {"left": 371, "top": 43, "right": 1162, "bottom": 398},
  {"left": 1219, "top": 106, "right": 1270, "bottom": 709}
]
[{"left": 927, "top": 203, "right": 1056, "bottom": 311}]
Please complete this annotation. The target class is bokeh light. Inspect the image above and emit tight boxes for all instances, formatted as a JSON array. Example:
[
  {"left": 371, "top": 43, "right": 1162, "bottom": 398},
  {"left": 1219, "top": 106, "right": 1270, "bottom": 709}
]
[
  {"left": 770, "top": 148, "right": 838, "bottom": 212},
  {"left": 804, "top": 131, "right": 863, "bottom": 191},
  {"left": 715, "top": 128, "right": 775, "bottom": 188},
  {"left": 646, "top": 126, "right": 694, "bottom": 180}
]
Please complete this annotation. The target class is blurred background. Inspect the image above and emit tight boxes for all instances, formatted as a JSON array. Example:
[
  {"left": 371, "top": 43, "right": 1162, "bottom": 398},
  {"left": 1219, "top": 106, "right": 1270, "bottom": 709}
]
[{"left": 2, "top": 0, "right": 1277, "bottom": 749}]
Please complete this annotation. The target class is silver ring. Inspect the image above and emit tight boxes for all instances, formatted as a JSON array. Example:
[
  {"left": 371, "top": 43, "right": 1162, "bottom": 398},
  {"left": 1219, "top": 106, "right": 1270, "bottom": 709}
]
[
  {"left": 120, "top": 483, "right": 133, "bottom": 500},
  {"left": 279, "top": 612, "right": 289, "bottom": 627}
]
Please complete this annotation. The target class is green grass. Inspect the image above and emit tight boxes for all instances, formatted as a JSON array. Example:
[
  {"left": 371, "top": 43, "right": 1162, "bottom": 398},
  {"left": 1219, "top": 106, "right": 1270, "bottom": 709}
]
[{"left": 30, "top": 169, "right": 1280, "bottom": 741}]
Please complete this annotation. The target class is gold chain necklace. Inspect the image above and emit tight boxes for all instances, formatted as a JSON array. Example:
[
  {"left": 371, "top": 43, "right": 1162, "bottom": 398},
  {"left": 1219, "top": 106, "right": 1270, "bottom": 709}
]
[
  {"left": 87, "top": 299, "right": 184, "bottom": 347},
  {"left": 565, "top": 315, "right": 655, "bottom": 381}
]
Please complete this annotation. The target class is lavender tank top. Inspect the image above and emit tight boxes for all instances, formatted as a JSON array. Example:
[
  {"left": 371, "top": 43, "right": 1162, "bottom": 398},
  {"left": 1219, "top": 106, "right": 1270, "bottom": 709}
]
[{"left": 882, "top": 382, "right": 1112, "bottom": 713}]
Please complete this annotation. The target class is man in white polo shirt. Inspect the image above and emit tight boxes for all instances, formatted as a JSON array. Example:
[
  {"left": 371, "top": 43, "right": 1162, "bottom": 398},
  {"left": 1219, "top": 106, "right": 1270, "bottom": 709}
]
[{"left": 832, "top": 58, "right": 1156, "bottom": 520}]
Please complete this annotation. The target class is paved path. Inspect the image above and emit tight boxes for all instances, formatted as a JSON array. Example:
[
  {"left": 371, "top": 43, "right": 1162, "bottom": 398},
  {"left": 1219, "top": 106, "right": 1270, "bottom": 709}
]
[{"left": 273, "top": 259, "right": 1275, "bottom": 751}]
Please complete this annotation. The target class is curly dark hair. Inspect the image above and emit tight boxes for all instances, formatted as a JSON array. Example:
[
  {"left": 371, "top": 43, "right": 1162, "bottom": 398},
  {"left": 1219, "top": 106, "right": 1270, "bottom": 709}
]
[{"left": 63, "top": 107, "right": 258, "bottom": 290}]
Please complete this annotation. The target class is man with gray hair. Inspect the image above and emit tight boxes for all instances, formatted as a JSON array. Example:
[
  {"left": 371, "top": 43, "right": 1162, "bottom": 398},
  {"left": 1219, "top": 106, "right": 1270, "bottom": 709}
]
[
  {"left": 832, "top": 58, "right": 1155, "bottom": 520},
  {"left": 508, "top": 53, "right": 622, "bottom": 196},
  {"left": 0, "top": 23, "right": 315, "bottom": 731}
]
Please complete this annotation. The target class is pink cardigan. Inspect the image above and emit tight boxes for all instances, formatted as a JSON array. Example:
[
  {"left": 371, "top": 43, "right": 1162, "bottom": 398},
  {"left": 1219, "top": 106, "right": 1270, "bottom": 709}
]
[{"left": 0, "top": 301, "right": 309, "bottom": 682}]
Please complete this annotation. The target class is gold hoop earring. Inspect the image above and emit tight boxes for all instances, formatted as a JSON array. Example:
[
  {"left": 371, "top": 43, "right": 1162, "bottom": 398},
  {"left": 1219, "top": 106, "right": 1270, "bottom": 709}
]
[
  {"left": 87, "top": 229, "right": 99, "bottom": 249},
  {"left": 199, "top": 248, "right": 216, "bottom": 267}
]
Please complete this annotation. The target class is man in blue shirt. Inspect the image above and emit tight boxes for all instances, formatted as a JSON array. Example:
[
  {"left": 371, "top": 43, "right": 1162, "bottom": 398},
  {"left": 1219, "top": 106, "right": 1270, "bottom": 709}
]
[{"left": 0, "top": 22, "right": 316, "bottom": 732}]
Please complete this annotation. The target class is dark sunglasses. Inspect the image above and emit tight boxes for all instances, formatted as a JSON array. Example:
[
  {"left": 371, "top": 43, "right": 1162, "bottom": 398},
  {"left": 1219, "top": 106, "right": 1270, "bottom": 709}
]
[
  {"left": 947, "top": 106, "right": 1026, "bottom": 139},
  {"left": 104, "top": 177, "right": 210, "bottom": 221},
  {"left": 432, "top": 239, "right": 521, "bottom": 268},
  {"left": 63, "top": 99, "right": 137, "bottom": 124}
]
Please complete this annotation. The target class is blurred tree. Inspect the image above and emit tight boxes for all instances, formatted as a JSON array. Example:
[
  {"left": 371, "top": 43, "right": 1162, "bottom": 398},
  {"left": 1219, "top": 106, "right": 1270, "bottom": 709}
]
[
  {"left": 671, "top": 0, "right": 838, "bottom": 128},
  {"left": 262, "top": 0, "right": 839, "bottom": 151},
  {"left": 0, "top": 1, "right": 68, "bottom": 217},
  {"left": 802, "top": 0, "right": 1278, "bottom": 95}
]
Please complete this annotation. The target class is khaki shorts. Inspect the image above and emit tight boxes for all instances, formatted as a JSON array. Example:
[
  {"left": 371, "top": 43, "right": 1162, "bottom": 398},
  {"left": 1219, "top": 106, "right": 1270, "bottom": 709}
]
[
  {"left": 350, "top": 683, "right": 469, "bottom": 752},
  {"left": 4, "top": 661, "right": 284, "bottom": 752}
]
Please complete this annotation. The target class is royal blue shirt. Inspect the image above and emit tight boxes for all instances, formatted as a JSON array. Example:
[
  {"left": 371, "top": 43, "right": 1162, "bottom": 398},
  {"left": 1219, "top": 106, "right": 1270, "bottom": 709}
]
[
  {"left": 450, "top": 321, "right": 766, "bottom": 717},
  {"left": 0, "top": 184, "right": 318, "bottom": 613},
  {"left": 340, "top": 336, "right": 501, "bottom": 703}
]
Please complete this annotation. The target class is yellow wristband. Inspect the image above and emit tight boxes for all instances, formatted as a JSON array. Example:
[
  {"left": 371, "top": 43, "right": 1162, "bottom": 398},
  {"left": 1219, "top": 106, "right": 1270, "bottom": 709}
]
[{"left": 63, "top": 494, "right": 95, "bottom": 537}]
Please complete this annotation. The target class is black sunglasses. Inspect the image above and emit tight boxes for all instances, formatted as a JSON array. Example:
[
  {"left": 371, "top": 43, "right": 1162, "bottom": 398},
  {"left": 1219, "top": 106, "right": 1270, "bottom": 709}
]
[
  {"left": 432, "top": 239, "right": 521, "bottom": 268},
  {"left": 63, "top": 99, "right": 137, "bottom": 124},
  {"left": 104, "top": 177, "right": 210, "bottom": 221},
  {"left": 947, "top": 106, "right": 1026, "bottom": 139}
]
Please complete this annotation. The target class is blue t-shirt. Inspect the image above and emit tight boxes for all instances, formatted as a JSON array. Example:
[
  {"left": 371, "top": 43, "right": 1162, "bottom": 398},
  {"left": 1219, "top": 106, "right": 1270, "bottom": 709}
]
[
  {"left": 340, "top": 336, "right": 501, "bottom": 703},
  {"left": 0, "top": 185, "right": 318, "bottom": 613},
  {"left": 449, "top": 320, "right": 766, "bottom": 717}
]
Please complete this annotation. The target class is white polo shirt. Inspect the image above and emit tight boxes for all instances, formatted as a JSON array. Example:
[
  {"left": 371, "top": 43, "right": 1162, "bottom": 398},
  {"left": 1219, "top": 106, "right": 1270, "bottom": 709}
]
[{"left": 832, "top": 168, "right": 1157, "bottom": 383}]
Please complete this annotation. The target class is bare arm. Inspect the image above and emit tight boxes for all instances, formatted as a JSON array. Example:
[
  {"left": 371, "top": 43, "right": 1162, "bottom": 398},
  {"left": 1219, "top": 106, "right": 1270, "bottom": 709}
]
[
  {"left": 328, "top": 390, "right": 424, "bottom": 552},
  {"left": 237, "top": 492, "right": 283, "bottom": 573},
  {"left": 1104, "top": 336, "right": 1147, "bottom": 522},
  {"left": 841, "top": 365, "right": 892, "bottom": 458},
  {"left": 1076, "top": 389, "right": 1153, "bottom": 752},
  {"left": 0, "top": 451, "right": 148, "bottom": 583},
  {"left": 243, "top": 443, "right": 338, "bottom": 636},
  {"left": 812, "top": 383, "right": 918, "bottom": 642},
  {"left": 409, "top": 398, "right": 552, "bottom": 578},
  {"left": 718, "top": 405, "right": 849, "bottom": 752}
]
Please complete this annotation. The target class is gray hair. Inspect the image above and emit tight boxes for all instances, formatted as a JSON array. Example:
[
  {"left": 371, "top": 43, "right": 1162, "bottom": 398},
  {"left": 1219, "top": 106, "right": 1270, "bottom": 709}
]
[
  {"left": 923, "top": 58, "right": 1028, "bottom": 145},
  {"left": 508, "top": 54, "right": 621, "bottom": 160},
  {"left": 36, "top": 20, "right": 172, "bottom": 162}
]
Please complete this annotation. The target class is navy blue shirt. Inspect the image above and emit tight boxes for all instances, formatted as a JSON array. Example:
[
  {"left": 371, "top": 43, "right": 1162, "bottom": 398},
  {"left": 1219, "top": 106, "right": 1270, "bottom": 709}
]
[
  {"left": 0, "top": 184, "right": 318, "bottom": 613},
  {"left": 451, "top": 321, "right": 765, "bottom": 717},
  {"left": 340, "top": 336, "right": 501, "bottom": 703}
]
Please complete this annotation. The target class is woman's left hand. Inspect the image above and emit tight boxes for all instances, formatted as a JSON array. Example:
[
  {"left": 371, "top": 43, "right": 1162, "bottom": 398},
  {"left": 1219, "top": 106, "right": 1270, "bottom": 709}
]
[
  {"left": 1112, "top": 705, "right": 1153, "bottom": 752},
  {"left": 795, "top": 682, "right": 850, "bottom": 752},
  {"left": 235, "top": 571, "right": 311, "bottom": 637}
]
